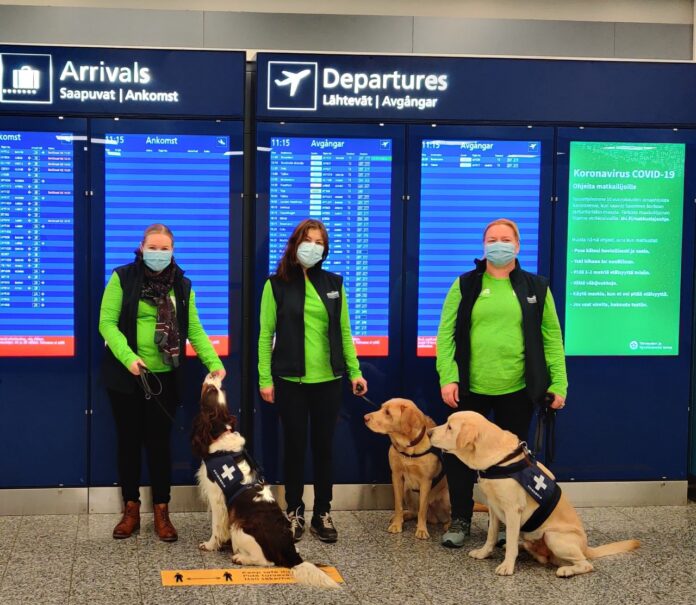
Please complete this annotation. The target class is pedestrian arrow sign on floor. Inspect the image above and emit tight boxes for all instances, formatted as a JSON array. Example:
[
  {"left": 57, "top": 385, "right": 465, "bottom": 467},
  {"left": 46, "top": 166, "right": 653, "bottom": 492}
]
[{"left": 161, "top": 566, "right": 344, "bottom": 586}]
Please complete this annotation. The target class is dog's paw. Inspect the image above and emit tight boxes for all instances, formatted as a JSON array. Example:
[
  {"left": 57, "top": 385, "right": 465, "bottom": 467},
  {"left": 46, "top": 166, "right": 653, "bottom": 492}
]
[
  {"left": 198, "top": 540, "right": 219, "bottom": 551},
  {"left": 231, "top": 554, "right": 244, "bottom": 565},
  {"left": 556, "top": 566, "right": 576, "bottom": 578},
  {"left": 495, "top": 561, "right": 516, "bottom": 576},
  {"left": 469, "top": 547, "right": 493, "bottom": 560},
  {"left": 415, "top": 526, "right": 430, "bottom": 540},
  {"left": 387, "top": 521, "right": 403, "bottom": 534}
]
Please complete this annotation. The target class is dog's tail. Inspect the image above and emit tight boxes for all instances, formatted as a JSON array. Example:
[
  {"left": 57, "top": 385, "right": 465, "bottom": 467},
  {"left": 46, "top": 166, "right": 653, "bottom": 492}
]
[
  {"left": 292, "top": 562, "right": 339, "bottom": 589},
  {"left": 586, "top": 539, "right": 640, "bottom": 559}
]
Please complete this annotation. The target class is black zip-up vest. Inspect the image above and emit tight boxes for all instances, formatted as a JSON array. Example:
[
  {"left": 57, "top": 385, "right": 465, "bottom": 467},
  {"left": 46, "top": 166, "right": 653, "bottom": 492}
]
[
  {"left": 454, "top": 259, "right": 550, "bottom": 405},
  {"left": 269, "top": 265, "right": 345, "bottom": 378},
  {"left": 100, "top": 260, "right": 191, "bottom": 394}
]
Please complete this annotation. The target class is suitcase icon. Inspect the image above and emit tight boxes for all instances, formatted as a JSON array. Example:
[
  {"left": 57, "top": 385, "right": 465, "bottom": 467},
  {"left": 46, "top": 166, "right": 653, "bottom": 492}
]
[{"left": 12, "top": 66, "right": 40, "bottom": 90}]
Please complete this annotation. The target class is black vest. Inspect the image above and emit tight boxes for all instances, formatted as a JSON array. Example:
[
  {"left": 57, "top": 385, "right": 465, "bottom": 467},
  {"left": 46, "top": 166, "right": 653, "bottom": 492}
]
[
  {"left": 100, "top": 260, "right": 191, "bottom": 394},
  {"left": 454, "top": 259, "right": 550, "bottom": 405},
  {"left": 269, "top": 266, "right": 345, "bottom": 378}
]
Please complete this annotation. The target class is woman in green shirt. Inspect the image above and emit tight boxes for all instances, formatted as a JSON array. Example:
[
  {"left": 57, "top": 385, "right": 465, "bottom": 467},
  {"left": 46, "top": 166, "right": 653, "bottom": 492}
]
[
  {"left": 99, "top": 224, "right": 225, "bottom": 542},
  {"left": 436, "top": 218, "right": 568, "bottom": 548},
  {"left": 258, "top": 219, "right": 367, "bottom": 544}
]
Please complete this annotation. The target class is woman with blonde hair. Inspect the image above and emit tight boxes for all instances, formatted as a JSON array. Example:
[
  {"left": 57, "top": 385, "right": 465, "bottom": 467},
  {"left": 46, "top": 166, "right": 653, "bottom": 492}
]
[{"left": 436, "top": 218, "right": 567, "bottom": 547}]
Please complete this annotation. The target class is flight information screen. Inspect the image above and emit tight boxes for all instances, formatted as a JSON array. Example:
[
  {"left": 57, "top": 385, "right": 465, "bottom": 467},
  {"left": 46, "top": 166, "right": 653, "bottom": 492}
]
[
  {"left": 417, "top": 139, "right": 542, "bottom": 356},
  {"left": 0, "top": 131, "right": 75, "bottom": 357},
  {"left": 104, "top": 133, "right": 230, "bottom": 355},
  {"left": 269, "top": 136, "right": 392, "bottom": 356}
]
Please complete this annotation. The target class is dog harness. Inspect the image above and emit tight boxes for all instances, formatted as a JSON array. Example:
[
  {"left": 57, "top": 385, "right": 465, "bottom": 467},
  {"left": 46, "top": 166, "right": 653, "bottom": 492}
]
[
  {"left": 204, "top": 449, "right": 263, "bottom": 507},
  {"left": 393, "top": 426, "right": 447, "bottom": 489},
  {"left": 478, "top": 444, "right": 561, "bottom": 533}
]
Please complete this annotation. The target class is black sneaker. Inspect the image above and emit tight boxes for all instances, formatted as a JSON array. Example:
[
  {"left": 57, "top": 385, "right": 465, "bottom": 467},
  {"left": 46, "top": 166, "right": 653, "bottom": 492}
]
[
  {"left": 310, "top": 513, "right": 338, "bottom": 543},
  {"left": 285, "top": 508, "right": 305, "bottom": 542}
]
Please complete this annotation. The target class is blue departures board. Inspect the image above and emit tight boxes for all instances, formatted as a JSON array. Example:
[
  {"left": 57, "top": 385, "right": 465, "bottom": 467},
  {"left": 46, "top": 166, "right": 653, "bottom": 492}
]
[
  {"left": 0, "top": 131, "right": 75, "bottom": 357},
  {"left": 104, "top": 133, "right": 230, "bottom": 355},
  {"left": 269, "top": 137, "right": 392, "bottom": 355},
  {"left": 417, "top": 139, "right": 542, "bottom": 356}
]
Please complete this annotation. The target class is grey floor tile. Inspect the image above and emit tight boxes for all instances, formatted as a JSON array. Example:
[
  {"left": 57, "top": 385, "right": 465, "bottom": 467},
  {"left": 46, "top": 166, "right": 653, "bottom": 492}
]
[
  {"left": 0, "top": 516, "right": 21, "bottom": 580},
  {"left": 0, "top": 552, "right": 74, "bottom": 605}
]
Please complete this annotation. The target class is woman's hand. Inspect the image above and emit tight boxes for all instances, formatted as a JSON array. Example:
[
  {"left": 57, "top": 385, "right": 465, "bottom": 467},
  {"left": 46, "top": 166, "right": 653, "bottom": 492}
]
[
  {"left": 260, "top": 386, "right": 275, "bottom": 404},
  {"left": 210, "top": 369, "right": 226, "bottom": 381},
  {"left": 548, "top": 392, "right": 566, "bottom": 410},
  {"left": 351, "top": 377, "right": 368, "bottom": 396},
  {"left": 441, "top": 382, "right": 459, "bottom": 408},
  {"left": 129, "top": 359, "right": 146, "bottom": 376}
]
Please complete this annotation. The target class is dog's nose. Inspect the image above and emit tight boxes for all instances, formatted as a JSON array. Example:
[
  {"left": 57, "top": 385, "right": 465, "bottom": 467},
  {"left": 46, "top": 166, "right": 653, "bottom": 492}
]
[{"left": 363, "top": 414, "right": 370, "bottom": 423}]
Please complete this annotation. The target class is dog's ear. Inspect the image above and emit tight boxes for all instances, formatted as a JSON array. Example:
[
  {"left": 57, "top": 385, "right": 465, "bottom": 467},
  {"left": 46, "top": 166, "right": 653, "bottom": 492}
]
[
  {"left": 399, "top": 403, "right": 422, "bottom": 433},
  {"left": 456, "top": 422, "right": 479, "bottom": 450}
]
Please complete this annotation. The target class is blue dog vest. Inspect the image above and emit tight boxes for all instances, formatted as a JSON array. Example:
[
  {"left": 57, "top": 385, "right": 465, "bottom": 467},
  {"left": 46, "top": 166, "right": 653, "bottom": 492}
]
[
  {"left": 479, "top": 453, "right": 561, "bottom": 533},
  {"left": 205, "top": 451, "right": 256, "bottom": 507}
]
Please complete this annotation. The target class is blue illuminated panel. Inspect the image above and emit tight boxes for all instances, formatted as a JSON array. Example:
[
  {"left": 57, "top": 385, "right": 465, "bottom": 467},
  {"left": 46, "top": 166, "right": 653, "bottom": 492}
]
[
  {"left": 417, "top": 139, "right": 542, "bottom": 356},
  {"left": 269, "top": 137, "right": 392, "bottom": 355},
  {"left": 0, "top": 131, "right": 74, "bottom": 356},
  {"left": 104, "top": 133, "right": 230, "bottom": 355}
]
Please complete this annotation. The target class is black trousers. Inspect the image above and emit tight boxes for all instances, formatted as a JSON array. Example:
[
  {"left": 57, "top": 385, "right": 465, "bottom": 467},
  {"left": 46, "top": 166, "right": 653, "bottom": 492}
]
[
  {"left": 443, "top": 388, "right": 534, "bottom": 521},
  {"left": 275, "top": 378, "right": 343, "bottom": 516},
  {"left": 107, "top": 371, "right": 179, "bottom": 505}
]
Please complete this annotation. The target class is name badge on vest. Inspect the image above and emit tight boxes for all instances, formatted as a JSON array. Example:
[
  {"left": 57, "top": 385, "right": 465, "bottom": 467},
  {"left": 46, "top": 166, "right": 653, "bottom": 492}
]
[
  {"left": 527, "top": 295, "right": 537, "bottom": 304},
  {"left": 326, "top": 290, "right": 340, "bottom": 300}
]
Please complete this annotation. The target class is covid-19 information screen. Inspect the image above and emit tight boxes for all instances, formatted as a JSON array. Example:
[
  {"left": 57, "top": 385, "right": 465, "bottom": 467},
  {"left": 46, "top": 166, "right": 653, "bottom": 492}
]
[
  {"left": 104, "top": 133, "right": 230, "bottom": 355},
  {"left": 417, "top": 139, "right": 542, "bottom": 356},
  {"left": 269, "top": 137, "right": 392, "bottom": 356},
  {"left": 0, "top": 131, "right": 75, "bottom": 357},
  {"left": 565, "top": 141, "right": 685, "bottom": 356}
]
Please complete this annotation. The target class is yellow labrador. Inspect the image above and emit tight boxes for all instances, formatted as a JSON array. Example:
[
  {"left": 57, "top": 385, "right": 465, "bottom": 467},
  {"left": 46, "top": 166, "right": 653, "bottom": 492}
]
[
  {"left": 430, "top": 411, "right": 639, "bottom": 577},
  {"left": 364, "top": 398, "right": 451, "bottom": 539}
]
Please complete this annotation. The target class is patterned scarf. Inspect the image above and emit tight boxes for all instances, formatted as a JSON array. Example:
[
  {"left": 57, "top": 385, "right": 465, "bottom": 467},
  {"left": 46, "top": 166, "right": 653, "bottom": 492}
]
[{"left": 137, "top": 251, "right": 181, "bottom": 368}]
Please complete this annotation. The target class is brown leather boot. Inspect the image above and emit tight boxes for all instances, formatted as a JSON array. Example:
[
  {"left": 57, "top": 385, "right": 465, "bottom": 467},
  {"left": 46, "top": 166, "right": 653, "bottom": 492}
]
[
  {"left": 153, "top": 503, "right": 178, "bottom": 542},
  {"left": 113, "top": 501, "right": 140, "bottom": 539}
]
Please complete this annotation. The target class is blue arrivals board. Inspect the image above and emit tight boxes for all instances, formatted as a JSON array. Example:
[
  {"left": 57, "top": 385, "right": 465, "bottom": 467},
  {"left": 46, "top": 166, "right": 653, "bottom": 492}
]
[
  {"left": 269, "top": 136, "right": 392, "bottom": 355},
  {"left": 103, "top": 133, "right": 231, "bottom": 354},
  {"left": 0, "top": 130, "right": 75, "bottom": 356},
  {"left": 417, "top": 139, "right": 542, "bottom": 356}
]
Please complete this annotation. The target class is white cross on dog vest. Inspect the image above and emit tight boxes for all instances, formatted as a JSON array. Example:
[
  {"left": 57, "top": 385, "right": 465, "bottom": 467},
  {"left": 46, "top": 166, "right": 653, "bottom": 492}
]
[{"left": 479, "top": 458, "right": 562, "bottom": 532}]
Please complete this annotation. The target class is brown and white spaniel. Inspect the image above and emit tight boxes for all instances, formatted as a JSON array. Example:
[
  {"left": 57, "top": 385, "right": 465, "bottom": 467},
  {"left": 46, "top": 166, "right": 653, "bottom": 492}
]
[{"left": 192, "top": 374, "right": 338, "bottom": 589}]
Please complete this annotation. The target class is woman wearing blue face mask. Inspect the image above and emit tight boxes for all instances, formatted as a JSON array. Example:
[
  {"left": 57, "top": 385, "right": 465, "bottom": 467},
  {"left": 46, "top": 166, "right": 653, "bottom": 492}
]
[
  {"left": 258, "top": 218, "right": 367, "bottom": 544},
  {"left": 99, "top": 223, "right": 225, "bottom": 542},
  {"left": 436, "top": 218, "right": 567, "bottom": 548}
]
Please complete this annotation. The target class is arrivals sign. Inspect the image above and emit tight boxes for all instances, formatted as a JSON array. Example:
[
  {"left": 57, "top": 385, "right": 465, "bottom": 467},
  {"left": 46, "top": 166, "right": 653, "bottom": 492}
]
[{"left": 0, "top": 45, "right": 245, "bottom": 117}]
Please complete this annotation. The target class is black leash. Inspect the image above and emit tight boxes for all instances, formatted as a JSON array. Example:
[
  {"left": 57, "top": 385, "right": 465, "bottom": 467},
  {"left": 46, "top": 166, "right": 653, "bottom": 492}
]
[
  {"left": 354, "top": 382, "right": 380, "bottom": 409},
  {"left": 135, "top": 367, "right": 186, "bottom": 432},
  {"left": 534, "top": 393, "right": 557, "bottom": 463}
]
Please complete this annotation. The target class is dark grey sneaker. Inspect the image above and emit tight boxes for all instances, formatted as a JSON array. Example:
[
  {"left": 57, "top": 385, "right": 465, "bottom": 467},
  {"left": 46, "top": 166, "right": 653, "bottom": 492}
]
[
  {"left": 285, "top": 508, "right": 305, "bottom": 542},
  {"left": 441, "top": 517, "right": 471, "bottom": 548},
  {"left": 310, "top": 513, "right": 338, "bottom": 543}
]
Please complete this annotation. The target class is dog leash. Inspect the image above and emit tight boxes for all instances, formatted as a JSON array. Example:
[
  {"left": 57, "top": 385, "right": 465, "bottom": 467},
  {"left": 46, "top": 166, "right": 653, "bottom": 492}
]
[
  {"left": 354, "top": 382, "right": 380, "bottom": 409},
  {"left": 534, "top": 393, "right": 557, "bottom": 463},
  {"left": 135, "top": 368, "right": 186, "bottom": 432}
]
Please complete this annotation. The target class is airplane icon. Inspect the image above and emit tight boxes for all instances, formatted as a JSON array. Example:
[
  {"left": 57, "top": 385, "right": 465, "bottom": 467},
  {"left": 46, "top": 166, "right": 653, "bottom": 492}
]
[
  {"left": 528, "top": 143, "right": 538, "bottom": 151},
  {"left": 274, "top": 69, "right": 312, "bottom": 97}
]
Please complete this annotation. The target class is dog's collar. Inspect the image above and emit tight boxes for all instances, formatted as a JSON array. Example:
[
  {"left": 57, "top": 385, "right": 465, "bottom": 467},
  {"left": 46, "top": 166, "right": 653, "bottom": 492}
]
[
  {"left": 485, "top": 442, "right": 530, "bottom": 470},
  {"left": 407, "top": 426, "right": 427, "bottom": 448}
]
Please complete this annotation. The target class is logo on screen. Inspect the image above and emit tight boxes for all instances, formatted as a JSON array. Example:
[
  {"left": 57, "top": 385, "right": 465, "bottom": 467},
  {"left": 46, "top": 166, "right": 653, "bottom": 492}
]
[
  {"left": 267, "top": 61, "right": 317, "bottom": 111},
  {"left": 0, "top": 53, "right": 53, "bottom": 104}
]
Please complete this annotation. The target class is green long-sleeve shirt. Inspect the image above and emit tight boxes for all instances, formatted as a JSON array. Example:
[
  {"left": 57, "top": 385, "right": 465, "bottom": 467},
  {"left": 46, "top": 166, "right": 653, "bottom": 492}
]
[
  {"left": 436, "top": 273, "right": 568, "bottom": 397},
  {"left": 99, "top": 271, "right": 224, "bottom": 373},
  {"left": 258, "top": 278, "right": 362, "bottom": 388}
]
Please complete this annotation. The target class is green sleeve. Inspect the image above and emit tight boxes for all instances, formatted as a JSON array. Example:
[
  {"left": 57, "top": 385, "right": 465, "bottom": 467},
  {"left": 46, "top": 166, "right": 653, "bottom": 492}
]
[
  {"left": 98, "top": 272, "right": 139, "bottom": 370},
  {"left": 257, "top": 280, "right": 277, "bottom": 388},
  {"left": 340, "top": 285, "right": 362, "bottom": 380},
  {"left": 187, "top": 289, "right": 224, "bottom": 373},
  {"left": 541, "top": 290, "right": 568, "bottom": 398},
  {"left": 436, "top": 278, "right": 462, "bottom": 388}
]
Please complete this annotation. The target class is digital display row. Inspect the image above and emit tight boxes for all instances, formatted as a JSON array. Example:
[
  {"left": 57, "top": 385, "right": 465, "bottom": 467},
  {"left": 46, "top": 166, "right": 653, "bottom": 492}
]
[
  {"left": 416, "top": 139, "right": 542, "bottom": 356},
  {"left": 0, "top": 131, "right": 75, "bottom": 356},
  {"left": 104, "top": 133, "right": 231, "bottom": 355},
  {"left": 269, "top": 137, "right": 392, "bottom": 356}
]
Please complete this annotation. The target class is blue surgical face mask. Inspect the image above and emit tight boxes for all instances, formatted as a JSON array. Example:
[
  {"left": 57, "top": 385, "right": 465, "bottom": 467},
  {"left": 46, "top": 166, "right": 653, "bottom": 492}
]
[
  {"left": 296, "top": 242, "right": 324, "bottom": 268},
  {"left": 142, "top": 249, "right": 172, "bottom": 272},
  {"left": 484, "top": 241, "right": 516, "bottom": 267}
]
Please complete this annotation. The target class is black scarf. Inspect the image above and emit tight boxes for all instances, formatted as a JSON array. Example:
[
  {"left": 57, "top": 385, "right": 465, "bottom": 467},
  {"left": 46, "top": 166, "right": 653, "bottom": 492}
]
[{"left": 136, "top": 250, "right": 181, "bottom": 368}]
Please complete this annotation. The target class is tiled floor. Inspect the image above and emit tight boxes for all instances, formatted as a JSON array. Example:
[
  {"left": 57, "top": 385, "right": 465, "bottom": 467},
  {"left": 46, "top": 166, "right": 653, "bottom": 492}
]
[{"left": 0, "top": 504, "right": 694, "bottom": 604}]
